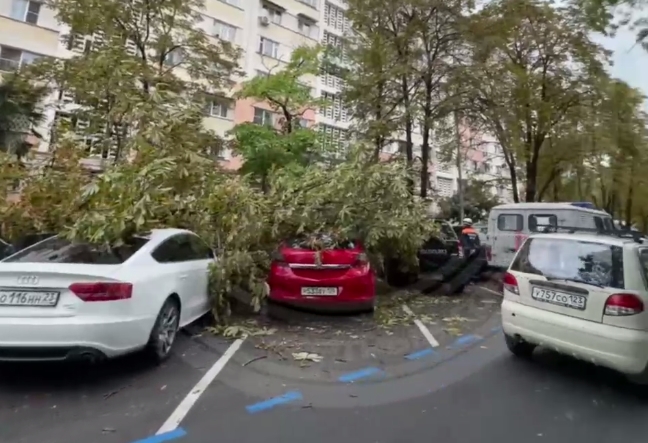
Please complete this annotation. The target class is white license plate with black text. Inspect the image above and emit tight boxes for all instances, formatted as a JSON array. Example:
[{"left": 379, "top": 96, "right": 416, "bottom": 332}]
[
  {"left": 301, "top": 287, "right": 338, "bottom": 296},
  {"left": 531, "top": 287, "right": 586, "bottom": 310},
  {"left": 0, "top": 290, "right": 60, "bottom": 307}
]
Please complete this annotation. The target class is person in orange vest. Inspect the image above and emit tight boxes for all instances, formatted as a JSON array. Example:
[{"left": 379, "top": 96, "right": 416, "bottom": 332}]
[{"left": 460, "top": 218, "right": 481, "bottom": 258}]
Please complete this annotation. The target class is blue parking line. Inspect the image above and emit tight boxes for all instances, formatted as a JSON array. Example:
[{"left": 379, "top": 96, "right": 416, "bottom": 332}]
[
  {"left": 404, "top": 348, "right": 437, "bottom": 360},
  {"left": 338, "top": 367, "right": 383, "bottom": 382},
  {"left": 451, "top": 334, "right": 482, "bottom": 348},
  {"left": 131, "top": 428, "right": 187, "bottom": 443},
  {"left": 246, "top": 391, "right": 303, "bottom": 414}
]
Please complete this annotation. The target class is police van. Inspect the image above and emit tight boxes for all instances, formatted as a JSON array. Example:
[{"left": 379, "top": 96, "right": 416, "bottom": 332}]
[{"left": 486, "top": 202, "right": 615, "bottom": 270}]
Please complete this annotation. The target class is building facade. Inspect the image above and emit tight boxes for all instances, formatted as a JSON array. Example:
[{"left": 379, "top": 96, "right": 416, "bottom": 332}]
[{"left": 0, "top": 0, "right": 512, "bottom": 201}]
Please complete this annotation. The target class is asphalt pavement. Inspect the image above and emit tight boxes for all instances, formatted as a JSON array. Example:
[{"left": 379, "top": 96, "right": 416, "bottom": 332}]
[{"left": 2, "top": 286, "right": 648, "bottom": 443}]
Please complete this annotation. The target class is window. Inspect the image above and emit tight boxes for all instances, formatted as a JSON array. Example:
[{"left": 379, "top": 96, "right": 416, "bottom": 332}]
[
  {"left": 204, "top": 97, "right": 233, "bottom": 119},
  {"left": 594, "top": 216, "right": 604, "bottom": 231},
  {"left": 323, "top": 31, "right": 344, "bottom": 56},
  {"left": 163, "top": 47, "right": 184, "bottom": 66},
  {"left": 4, "top": 236, "right": 149, "bottom": 265},
  {"left": 0, "top": 46, "right": 41, "bottom": 71},
  {"left": 638, "top": 249, "right": 648, "bottom": 288},
  {"left": 253, "top": 107, "right": 273, "bottom": 125},
  {"left": 324, "top": 3, "right": 348, "bottom": 33},
  {"left": 262, "top": 6, "right": 282, "bottom": 24},
  {"left": 10, "top": 0, "right": 41, "bottom": 24},
  {"left": 528, "top": 214, "right": 557, "bottom": 232},
  {"left": 320, "top": 92, "right": 347, "bottom": 122},
  {"left": 299, "top": 19, "right": 313, "bottom": 37},
  {"left": 603, "top": 218, "right": 615, "bottom": 231},
  {"left": 258, "top": 37, "right": 279, "bottom": 58},
  {"left": 436, "top": 177, "right": 453, "bottom": 197},
  {"left": 298, "top": 0, "right": 318, "bottom": 7},
  {"left": 319, "top": 124, "right": 347, "bottom": 151},
  {"left": 510, "top": 237, "right": 625, "bottom": 289},
  {"left": 219, "top": 0, "right": 240, "bottom": 6},
  {"left": 189, "top": 236, "right": 215, "bottom": 259},
  {"left": 497, "top": 214, "right": 523, "bottom": 231},
  {"left": 0, "top": 46, "right": 22, "bottom": 71},
  {"left": 151, "top": 234, "right": 206, "bottom": 263},
  {"left": 213, "top": 20, "right": 236, "bottom": 43}
]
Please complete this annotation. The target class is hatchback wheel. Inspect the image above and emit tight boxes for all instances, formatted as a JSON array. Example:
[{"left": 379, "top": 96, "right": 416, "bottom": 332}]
[
  {"left": 504, "top": 333, "right": 536, "bottom": 358},
  {"left": 147, "top": 298, "right": 180, "bottom": 363}
]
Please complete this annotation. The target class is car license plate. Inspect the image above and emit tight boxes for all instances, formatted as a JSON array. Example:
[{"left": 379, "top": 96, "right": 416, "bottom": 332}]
[
  {"left": 0, "top": 290, "right": 60, "bottom": 307},
  {"left": 531, "top": 287, "right": 586, "bottom": 310},
  {"left": 301, "top": 287, "right": 338, "bottom": 296}
]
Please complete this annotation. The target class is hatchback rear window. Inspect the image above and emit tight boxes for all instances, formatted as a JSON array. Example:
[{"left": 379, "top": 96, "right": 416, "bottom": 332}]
[
  {"left": 434, "top": 222, "right": 458, "bottom": 240},
  {"left": 286, "top": 235, "right": 356, "bottom": 250},
  {"left": 3, "top": 236, "right": 149, "bottom": 264},
  {"left": 510, "top": 237, "right": 624, "bottom": 289}
]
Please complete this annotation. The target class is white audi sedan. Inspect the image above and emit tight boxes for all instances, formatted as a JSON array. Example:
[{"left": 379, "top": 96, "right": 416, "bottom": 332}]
[
  {"left": 502, "top": 230, "right": 648, "bottom": 382},
  {"left": 0, "top": 229, "right": 215, "bottom": 363}
]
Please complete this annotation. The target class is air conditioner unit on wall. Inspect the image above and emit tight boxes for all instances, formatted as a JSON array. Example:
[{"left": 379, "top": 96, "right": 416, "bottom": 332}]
[{"left": 259, "top": 16, "right": 270, "bottom": 26}]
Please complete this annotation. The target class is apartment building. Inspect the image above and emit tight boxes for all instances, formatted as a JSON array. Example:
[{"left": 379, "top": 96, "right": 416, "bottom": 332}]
[{"left": 0, "top": 0, "right": 512, "bottom": 199}]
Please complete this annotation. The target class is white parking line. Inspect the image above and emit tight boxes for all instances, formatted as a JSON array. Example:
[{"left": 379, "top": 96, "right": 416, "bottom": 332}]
[
  {"left": 474, "top": 285, "right": 503, "bottom": 297},
  {"left": 157, "top": 338, "right": 245, "bottom": 435},
  {"left": 402, "top": 304, "right": 439, "bottom": 347}
]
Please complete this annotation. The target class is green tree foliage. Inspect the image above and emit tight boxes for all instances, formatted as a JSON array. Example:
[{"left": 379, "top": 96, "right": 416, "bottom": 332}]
[
  {"left": 229, "top": 46, "right": 325, "bottom": 191},
  {"left": 438, "top": 179, "right": 500, "bottom": 222},
  {"left": 28, "top": 0, "right": 241, "bottom": 161},
  {"left": 572, "top": 0, "right": 648, "bottom": 50},
  {"left": 0, "top": 0, "right": 436, "bottom": 323},
  {"left": 460, "top": 0, "right": 608, "bottom": 202},
  {"left": 539, "top": 77, "right": 648, "bottom": 226},
  {"left": 0, "top": 73, "right": 47, "bottom": 158}
]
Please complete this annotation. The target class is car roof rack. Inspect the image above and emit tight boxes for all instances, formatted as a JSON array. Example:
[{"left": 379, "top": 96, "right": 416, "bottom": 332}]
[{"left": 533, "top": 224, "right": 644, "bottom": 244}]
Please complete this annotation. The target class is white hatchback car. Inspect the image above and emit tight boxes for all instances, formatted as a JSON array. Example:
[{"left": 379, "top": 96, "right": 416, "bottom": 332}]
[
  {"left": 501, "top": 230, "right": 648, "bottom": 381},
  {"left": 0, "top": 229, "right": 215, "bottom": 363}
]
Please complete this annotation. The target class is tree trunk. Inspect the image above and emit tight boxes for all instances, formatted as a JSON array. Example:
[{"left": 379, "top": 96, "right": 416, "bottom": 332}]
[
  {"left": 401, "top": 75, "right": 414, "bottom": 195},
  {"left": 419, "top": 80, "right": 433, "bottom": 199}
]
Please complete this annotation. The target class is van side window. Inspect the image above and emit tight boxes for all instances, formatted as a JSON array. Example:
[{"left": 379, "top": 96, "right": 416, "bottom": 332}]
[
  {"left": 497, "top": 214, "right": 523, "bottom": 231},
  {"left": 529, "top": 214, "right": 557, "bottom": 232},
  {"left": 594, "top": 217, "right": 604, "bottom": 231}
]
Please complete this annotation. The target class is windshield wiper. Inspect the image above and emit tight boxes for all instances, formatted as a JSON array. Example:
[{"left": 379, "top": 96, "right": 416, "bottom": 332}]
[{"left": 545, "top": 276, "right": 605, "bottom": 289}]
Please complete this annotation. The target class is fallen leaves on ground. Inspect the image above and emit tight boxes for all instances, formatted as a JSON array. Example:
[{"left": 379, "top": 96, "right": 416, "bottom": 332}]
[
  {"left": 207, "top": 324, "right": 277, "bottom": 338},
  {"left": 292, "top": 352, "right": 323, "bottom": 362}
]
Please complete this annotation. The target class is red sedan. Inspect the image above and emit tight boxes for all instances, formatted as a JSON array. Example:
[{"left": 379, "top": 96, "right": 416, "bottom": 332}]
[{"left": 267, "top": 238, "right": 376, "bottom": 312}]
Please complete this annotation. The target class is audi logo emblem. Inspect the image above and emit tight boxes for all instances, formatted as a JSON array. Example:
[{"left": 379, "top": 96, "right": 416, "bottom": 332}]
[{"left": 17, "top": 275, "right": 39, "bottom": 285}]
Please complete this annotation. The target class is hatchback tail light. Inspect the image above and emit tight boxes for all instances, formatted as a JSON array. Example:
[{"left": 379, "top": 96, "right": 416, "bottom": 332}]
[
  {"left": 503, "top": 272, "right": 519, "bottom": 295},
  {"left": 604, "top": 293, "right": 644, "bottom": 316},
  {"left": 354, "top": 252, "right": 370, "bottom": 268},
  {"left": 69, "top": 282, "right": 132, "bottom": 302},
  {"left": 271, "top": 250, "right": 288, "bottom": 267}
]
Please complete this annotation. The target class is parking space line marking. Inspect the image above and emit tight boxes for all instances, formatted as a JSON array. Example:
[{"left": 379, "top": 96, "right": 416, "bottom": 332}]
[
  {"left": 404, "top": 348, "right": 437, "bottom": 360},
  {"left": 157, "top": 338, "right": 244, "bottom": 435},
  {"left": 246, "top": 391, "right": 303, "bottom": 414},
  {"left": 338, "top": 367, "right": 383, "bottom": 382},
  {"left": 475, "top": 285, "right": 502, "bottom": 297},
  {"left": 403, "top": 304, "right": 439, "bottom": 347},
  {"left": 450, "top": 334, "right": 482, "bottom": 348},
  {"left": 132, "top": 428, "right": 187, "bottom": 443}
]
